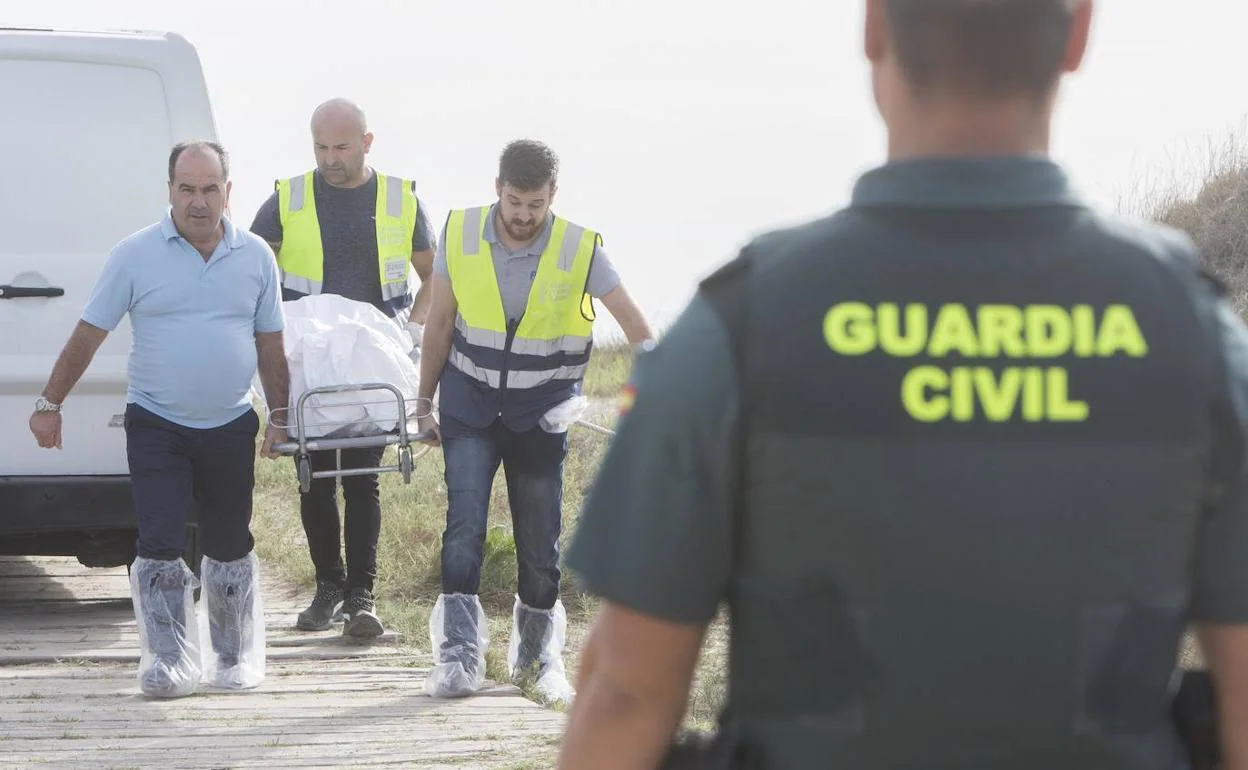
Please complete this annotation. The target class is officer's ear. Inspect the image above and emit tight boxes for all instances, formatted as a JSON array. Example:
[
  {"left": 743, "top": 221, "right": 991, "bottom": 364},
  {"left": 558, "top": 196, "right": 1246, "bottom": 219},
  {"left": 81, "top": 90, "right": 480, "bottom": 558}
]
[
  {"left": 864, "top": 0, "right": 889, "bottom": 64},
  {"left": 1060, "top": 0, "right": 1095, "bottom": 75},
  {"left": 363, "top": 131, "right": 374, "bottom": 154},
  {"left": 495, "top": 177, "right": 503, "bottom": 199}
]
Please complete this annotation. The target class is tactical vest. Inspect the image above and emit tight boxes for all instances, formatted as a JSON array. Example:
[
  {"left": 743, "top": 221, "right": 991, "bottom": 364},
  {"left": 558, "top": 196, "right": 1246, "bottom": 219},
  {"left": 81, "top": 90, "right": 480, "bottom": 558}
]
[
  {"left": 274, "top": 170, "right": 419, "bottom": 316},
  {"left": 439, "top": 205, "right": 599, "bottom": 431},
  {"left": 703, "top": 205, "right": 1227, "bottom": 769}
]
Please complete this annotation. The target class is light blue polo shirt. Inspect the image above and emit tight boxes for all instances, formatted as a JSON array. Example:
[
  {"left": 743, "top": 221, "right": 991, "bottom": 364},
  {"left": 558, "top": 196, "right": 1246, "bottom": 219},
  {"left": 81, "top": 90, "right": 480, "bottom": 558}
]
[{"left": 82, "top": 212, "right": 285, "bottom": 429}]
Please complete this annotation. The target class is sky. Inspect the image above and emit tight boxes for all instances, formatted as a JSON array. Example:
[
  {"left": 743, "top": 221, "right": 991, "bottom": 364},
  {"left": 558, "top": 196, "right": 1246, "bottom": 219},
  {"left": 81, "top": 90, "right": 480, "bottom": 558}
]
[{"left": 4, "top": 0, "right": 1247, "bottom": 338}]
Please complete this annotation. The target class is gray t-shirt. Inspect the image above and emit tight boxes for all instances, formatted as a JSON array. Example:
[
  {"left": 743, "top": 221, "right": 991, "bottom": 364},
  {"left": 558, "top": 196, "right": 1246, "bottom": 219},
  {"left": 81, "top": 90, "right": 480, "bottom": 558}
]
[
  {"left": 432, "top": 204, "right": 621, "bottom": 323},
  {"left": 250, "top": 168, "right": 434, "bottom": 315}
]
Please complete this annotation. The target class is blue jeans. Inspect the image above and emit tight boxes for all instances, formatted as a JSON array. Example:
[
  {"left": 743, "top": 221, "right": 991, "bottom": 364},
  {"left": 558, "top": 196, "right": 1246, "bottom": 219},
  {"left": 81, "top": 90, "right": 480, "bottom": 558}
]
[{"left": 440, "top": 415, "right": 568, "bottom": 610}]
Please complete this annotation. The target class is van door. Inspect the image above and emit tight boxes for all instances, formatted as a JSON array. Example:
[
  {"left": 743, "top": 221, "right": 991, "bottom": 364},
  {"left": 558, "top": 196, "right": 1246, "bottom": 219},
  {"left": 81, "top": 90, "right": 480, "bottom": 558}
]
[{"left": 0, "top": 56, "right": 173, "bottom": 475}]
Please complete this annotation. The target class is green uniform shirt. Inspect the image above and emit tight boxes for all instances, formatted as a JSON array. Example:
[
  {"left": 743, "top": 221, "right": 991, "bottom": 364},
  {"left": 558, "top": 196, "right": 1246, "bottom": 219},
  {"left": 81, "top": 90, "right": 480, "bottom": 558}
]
[{"left": 566, "top": 156, "right": 1248, "bottom": 770}]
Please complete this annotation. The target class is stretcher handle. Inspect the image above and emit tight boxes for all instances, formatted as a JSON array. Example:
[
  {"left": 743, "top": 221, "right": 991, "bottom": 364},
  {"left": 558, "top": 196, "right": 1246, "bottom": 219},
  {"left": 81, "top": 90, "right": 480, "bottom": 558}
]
[{"left": 271, "top": 429, "right": 437, "bottom": 456}]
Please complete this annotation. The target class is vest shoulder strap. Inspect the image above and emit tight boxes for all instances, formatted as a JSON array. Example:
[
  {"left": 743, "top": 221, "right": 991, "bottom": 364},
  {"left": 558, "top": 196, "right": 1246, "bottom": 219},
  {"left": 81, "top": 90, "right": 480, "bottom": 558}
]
[
  {"left": 1190, "top": 263, "right": 1245, "bottom": 506},
  {"left": 696, "top": 252, "right": 751, "bottom": 563},
  {"left": 553, "top": 214, "right": 600, "bottom": 242},
  {"left": 699, "top": 253, "right": 751, "bottom": 383},
  {"left": 448, "top": 207, "right": 491, "bottom": 259},
  {"left": 695, "top": 249, "right": 752, "bottom": 734},
  {"left": 275, "top": 172, "right": 312, "bottom": 186},
  {"left": 276, "top": 172, "right": 315, "bottom": 216}
]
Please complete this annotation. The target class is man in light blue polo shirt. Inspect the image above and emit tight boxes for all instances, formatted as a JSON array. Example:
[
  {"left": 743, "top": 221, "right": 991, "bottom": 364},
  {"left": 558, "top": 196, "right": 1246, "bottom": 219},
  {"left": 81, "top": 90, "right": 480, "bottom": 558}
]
[{"left": 29, "top": 140, "right": 290, "bottom": 699}]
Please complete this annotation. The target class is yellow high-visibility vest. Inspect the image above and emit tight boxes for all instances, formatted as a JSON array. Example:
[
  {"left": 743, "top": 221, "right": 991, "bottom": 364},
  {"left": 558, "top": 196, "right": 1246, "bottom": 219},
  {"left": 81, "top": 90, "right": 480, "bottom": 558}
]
[
  {"left": 444, "top": 205, "right": 598, "bottom": 390},
  {"left": 274, "top": 170, "right": 419, "bottom": 309}
]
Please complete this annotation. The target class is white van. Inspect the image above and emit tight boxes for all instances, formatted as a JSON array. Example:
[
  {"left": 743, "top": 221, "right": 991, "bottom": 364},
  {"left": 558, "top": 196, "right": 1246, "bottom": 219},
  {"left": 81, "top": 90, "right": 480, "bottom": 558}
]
[{"left": 0, "top": 27, "right": 217, "bottom": 570}]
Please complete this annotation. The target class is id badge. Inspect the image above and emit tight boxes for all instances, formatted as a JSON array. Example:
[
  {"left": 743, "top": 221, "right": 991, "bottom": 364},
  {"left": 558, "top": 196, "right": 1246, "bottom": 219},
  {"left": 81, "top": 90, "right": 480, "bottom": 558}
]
[{"left": 384, "top": 258, "right": 407, "bottom": 282}]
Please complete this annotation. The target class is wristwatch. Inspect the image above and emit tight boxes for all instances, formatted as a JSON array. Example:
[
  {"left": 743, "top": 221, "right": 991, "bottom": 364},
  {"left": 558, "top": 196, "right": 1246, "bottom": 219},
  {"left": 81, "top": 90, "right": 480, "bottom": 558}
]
[{"left": 35, "top": 397, "right": 62, "bottom": 413}]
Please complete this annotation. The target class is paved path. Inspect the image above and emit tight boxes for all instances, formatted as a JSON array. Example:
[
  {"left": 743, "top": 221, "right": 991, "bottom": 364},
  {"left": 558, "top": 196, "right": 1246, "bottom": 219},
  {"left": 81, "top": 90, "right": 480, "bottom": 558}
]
[{"left": 0, "top": 556, "right": 565, "bottom": 769}]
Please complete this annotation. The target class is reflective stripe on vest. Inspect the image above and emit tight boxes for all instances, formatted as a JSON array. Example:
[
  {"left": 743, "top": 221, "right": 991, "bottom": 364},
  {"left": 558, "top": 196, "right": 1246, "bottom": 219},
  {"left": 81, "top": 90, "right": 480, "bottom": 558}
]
[
  {"left": 275, "top": 171, "right": 418, "bottom": 304},
  {"left": 444, "top": 205, "right": 598, "bottom": 391},
  {"left": 446, "top": 348, "right": 590, "bottom": 389}
]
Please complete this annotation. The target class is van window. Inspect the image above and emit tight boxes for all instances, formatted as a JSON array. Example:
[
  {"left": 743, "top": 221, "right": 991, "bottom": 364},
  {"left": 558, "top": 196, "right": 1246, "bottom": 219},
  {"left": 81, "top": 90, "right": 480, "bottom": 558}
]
[{"left": 0, "top": 59, "right": 173, "bottom": 255}]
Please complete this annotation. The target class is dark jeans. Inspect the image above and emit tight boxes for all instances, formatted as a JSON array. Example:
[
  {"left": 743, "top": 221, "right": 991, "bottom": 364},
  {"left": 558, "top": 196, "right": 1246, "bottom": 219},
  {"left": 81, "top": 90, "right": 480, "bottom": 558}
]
[
  {"left": 124, "top": 403, "right": 258, "bottom": 563},
  {"left": 440, "top": 416, "right": 568, "bottom": 610},
  {"left": 299, "top": 446, "right": 385, "bottom": 593}
]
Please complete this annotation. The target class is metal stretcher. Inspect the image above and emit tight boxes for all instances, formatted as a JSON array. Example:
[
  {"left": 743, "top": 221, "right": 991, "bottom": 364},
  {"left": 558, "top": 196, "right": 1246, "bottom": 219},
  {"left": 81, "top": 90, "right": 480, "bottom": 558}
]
[{"left": 268, "top": 382, "right": 436, "bottom": 494}]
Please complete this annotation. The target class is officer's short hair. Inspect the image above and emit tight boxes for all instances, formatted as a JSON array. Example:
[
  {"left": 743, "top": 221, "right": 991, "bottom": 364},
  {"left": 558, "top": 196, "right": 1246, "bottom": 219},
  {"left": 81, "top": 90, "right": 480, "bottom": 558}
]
[
  {"left": 885, "top": 0, "right": 1079, "bottom": 98},
  {"left": 168, "top": 140, "right": 230, "bottom": 183},
  {"left": 498, "top": 139, "right": 558, "bottom": 192}
]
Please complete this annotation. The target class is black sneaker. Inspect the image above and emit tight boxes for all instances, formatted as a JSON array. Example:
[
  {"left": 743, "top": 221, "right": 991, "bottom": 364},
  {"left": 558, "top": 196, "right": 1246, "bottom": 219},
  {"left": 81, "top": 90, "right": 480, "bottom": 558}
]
[
  {"left": 295, "top": 580, "right": 343, "bottom": 631},
  {"left": 342, "top": 587, "right": 384, "bottom": 638}
]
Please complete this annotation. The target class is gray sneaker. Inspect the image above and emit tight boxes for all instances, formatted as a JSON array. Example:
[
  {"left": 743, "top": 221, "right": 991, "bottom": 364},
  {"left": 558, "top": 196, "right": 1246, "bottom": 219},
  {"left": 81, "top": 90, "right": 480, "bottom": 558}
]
[
  {"left": 295, "top": 580, "right": 343, "bottom": 631},
  {"left": 342, "top": 587, "right": 384, "bottom": 638}
]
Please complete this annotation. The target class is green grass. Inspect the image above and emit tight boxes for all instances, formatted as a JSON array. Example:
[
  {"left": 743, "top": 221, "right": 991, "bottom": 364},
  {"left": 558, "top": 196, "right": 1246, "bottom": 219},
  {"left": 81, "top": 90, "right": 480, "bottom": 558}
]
[
  {"left": 251, "top": 341, "right": 728, "bottom": 729},
  {"left": 581, "top": 343, "right": 637, "bottom": 398}
]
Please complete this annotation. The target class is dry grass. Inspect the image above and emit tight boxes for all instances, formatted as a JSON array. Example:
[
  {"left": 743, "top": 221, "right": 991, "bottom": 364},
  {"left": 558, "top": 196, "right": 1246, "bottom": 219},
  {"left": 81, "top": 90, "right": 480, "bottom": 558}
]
[
  {"left": 1117, "top": 132, "right": 1248, "bottom": 672},
  {"left": 250, "top": 341, "right": 729, "bottom": 729},
  {"left": 579, "top": 343, "right": 637, "bottom": 399},
  {"left": 1127, "top": 129, "right": 1248, "bottom": 312}
]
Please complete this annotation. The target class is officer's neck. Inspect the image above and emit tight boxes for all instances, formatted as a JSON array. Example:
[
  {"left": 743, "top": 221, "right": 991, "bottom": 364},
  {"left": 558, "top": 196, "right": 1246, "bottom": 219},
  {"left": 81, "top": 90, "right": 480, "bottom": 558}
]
[{"left": 886, "top": 98, "right": 1053, "bottom": 161}]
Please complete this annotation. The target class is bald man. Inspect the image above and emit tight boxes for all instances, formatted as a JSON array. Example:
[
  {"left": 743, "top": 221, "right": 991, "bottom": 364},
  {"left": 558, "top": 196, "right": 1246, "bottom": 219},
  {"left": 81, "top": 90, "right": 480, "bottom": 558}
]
[{"left": 250, "top": 98, "right": 436, "bottom": 638}]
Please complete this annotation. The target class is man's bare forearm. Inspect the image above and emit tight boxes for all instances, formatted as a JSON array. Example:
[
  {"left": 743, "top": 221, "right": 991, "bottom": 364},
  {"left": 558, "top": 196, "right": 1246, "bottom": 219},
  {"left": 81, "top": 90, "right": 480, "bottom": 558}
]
[
  {"left": 1196, "top": 623, "right": 1248, "bottom": 769},
  {"left": 419, "top": 318, "right": 453, "bottom": 402},
  {"left": 255, "top": 333, "right": 290, "bottom": 425},
  {"left": 559, "top": 612, "right": 695, "bottom": 770},
  {"left": 558, "top": 673, "right": 684, "bottom": 770},
  {"left": 43, "top": 321, "right": 109, "bottom": 403},
  {"left": 408, "top": 281, "right": 432, "bottom": 326},
  {"left": 601, "top": 285, "right": 655, "bottom": 347},
  {"left": 623, "top": 314, "right": 655, "bottom": 347},
  {"left": 407, "top": 249, "right": 435, "bottom": 326},
  {"left": 258, "top": 361, "right": 290, "bottom": 421}
]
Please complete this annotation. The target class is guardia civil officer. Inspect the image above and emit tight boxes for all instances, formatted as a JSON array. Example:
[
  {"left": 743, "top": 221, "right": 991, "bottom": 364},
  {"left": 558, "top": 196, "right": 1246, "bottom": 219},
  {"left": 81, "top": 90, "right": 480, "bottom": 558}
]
[{"left": 559, "top": 1, "right": 1248, "bottom": 768}]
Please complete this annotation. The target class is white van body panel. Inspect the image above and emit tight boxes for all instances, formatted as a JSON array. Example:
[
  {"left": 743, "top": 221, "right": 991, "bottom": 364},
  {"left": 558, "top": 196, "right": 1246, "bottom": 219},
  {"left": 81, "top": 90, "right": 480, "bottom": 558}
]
[{"left": 0, "top": 28, "right": 218, "bottom": 476}]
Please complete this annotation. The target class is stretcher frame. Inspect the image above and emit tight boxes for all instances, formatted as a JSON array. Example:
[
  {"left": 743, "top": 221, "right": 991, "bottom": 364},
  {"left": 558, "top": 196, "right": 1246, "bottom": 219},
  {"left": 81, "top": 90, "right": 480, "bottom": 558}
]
[{"left": 268, "top": 382, "right": 435, "bottom": 494}]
